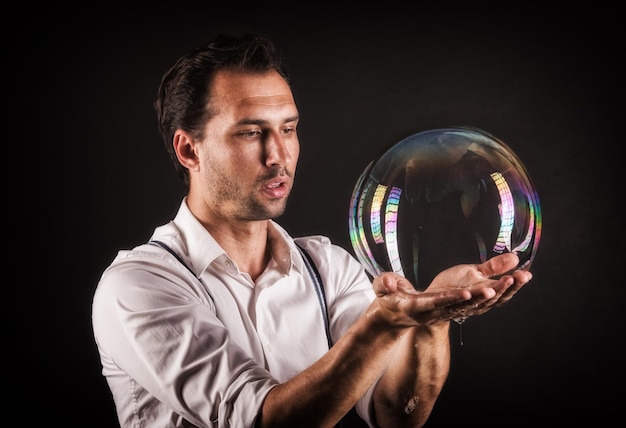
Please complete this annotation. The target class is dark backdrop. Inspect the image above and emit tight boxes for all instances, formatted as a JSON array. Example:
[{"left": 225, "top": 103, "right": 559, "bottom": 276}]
[{"left": 22, "top": 6, "right": 621, "bottom": 427}]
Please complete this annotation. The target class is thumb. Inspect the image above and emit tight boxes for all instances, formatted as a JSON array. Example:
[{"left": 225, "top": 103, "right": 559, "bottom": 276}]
[
  {"left": 479, "top": 252, "right": 520, "bottom": 277},
  {"left": 373, "top": 272, "right": 403, "bottom": 296}
]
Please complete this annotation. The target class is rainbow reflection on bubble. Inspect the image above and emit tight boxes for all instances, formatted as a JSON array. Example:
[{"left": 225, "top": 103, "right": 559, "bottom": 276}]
[{"left": 348, "top": 127, "right": 542, "bottom": 291}]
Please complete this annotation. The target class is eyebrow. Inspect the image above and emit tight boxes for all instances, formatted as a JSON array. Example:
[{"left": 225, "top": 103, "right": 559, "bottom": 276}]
[{"left": 236, "top": 115, "right": 300, "bottom": 126}]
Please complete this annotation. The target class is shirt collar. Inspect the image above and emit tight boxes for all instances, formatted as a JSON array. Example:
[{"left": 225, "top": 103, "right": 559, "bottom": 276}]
[
  {"left": 160, "top": 198, "right": 305, "bottom": 277},
  {"left": 267, "top": 220, "right": 305, "bottom": 276}
]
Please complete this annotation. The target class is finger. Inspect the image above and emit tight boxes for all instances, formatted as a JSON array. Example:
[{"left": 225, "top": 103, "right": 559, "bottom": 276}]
[
  {"left": 373, "top": 272, "right": 411, "bottom": 296},
  {"left": 494, "top": 270, "right": 532, "bottom": 306},
  {"left": 513, "top": 269, "right": 533, "bottom": 284},
  {"left": 442, "top": 289, "right": 496, "bottom": 315},
  {"left": 373, "top": 273, "right": 478, "bottom": 318},
  {"left": 477, "top": 252, "right": 520, "bottom": 278},
  {"left": 442, "top": 268, "right": 533, "bottom": 319},
  {"left": 412, "top": 289, "right": 475, "bottom": 311}
]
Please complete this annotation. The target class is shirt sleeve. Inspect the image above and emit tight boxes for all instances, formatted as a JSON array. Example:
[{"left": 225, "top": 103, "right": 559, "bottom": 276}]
[{"left": 92, "top": 248, "right": 278, "bottom": 427}]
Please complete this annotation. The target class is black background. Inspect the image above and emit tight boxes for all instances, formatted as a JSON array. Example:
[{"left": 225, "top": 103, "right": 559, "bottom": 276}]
[{"left": 21, "top": 6, "right": 621, "bottom": 427}]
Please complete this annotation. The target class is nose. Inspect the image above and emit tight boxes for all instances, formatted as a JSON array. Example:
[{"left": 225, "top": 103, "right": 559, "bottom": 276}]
[{"left": 264, "top": 131, "right": 293, "bottom": 168}]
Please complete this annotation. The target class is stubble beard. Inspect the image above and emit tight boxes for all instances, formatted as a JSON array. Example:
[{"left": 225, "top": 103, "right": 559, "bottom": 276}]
[
  {"left": 211, "top": 169, "right": 290, "bottom": 221},
  {"left": 246, "top": 197, "right": 288, "bottom": 220}
]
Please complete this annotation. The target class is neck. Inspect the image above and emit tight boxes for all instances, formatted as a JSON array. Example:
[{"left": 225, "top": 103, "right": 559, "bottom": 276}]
[
  {"left": 207, "top": 219, "right": 272, "bottom": 281},
  {"left": 185, "top": 194, "right": 274, "bottom": 281}
]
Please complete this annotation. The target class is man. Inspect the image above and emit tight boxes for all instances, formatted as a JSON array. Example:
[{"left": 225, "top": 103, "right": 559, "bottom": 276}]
[{"left": 92, "top": 33, "right": 532, "bottom": 427}]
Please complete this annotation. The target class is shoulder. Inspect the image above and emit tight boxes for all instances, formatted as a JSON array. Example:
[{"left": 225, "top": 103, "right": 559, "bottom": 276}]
[
  {"left": 101, "top": 243, "right": 189, "bottom": 279},
  {"left": 293, "top": 235, "right": 356, "bottom": 262},
  {"left": 93, "top": 243, "right": 205, "bottom": 310},
  {"left": 293, "top": 235, "right": 371, "bottom": 289},
  {"left": 293, "top": 235, "right": 354, "bottom": 265}
]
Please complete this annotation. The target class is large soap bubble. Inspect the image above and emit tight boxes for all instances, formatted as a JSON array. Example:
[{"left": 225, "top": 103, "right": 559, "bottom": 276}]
[{"left": 348, "top": 127, "right": 541, "bottom": 291}]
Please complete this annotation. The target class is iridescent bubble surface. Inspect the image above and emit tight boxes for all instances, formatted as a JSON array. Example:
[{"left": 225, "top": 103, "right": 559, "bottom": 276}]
[{"left": 348, "top": 127, "right": 541, "bottom": 291}]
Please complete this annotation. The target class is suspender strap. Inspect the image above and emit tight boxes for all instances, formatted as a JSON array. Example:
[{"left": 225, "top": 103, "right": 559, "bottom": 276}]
[
  {"left": 149, "top": 240, "right": 196, "bottom": 276},
  {"left": 295, "top": 243, "right": 333, "bottom": 349}
]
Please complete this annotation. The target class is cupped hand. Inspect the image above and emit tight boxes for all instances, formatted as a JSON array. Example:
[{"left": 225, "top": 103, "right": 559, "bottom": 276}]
[{"left": 372, "top": 252, "right": 533, "bottom": 327}]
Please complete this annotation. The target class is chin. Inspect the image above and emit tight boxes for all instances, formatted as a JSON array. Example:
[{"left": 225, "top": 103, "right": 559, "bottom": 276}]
[{"left": 269, "top": 204, "right": 288, "bottom": 219}]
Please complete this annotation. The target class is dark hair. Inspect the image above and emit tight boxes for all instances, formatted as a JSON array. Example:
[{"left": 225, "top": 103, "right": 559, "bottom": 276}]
[{"left": 154, "top": 33, "right": 290, "bottom": 189}]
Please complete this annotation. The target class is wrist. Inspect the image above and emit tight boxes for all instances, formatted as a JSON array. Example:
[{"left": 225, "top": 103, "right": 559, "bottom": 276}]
[{"left": 416, "top": 320, "right": 450, "bottom": 338}]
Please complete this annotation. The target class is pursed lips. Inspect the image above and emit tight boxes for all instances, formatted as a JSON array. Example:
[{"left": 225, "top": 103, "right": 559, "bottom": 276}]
[{"left": 262, "top": 177, "right": 290, "bottom": 198}]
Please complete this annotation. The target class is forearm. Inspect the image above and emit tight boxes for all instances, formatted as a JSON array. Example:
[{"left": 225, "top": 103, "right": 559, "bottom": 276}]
[
  {"left": 372, "top": 321, "right": 451, "bottom": 428},
  {"left": 258, "top": 307, "right": 405, "bottom": 428}
]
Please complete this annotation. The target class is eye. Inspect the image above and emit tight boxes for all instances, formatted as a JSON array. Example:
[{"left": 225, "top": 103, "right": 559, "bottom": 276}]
[{"left": 238, "top": 130, "right": 262, "bottom": 139}]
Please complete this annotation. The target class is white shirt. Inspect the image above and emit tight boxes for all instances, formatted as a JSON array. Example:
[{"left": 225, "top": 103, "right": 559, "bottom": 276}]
[{"left": 92, "top": 199, "right": 376, "bottom": 427}]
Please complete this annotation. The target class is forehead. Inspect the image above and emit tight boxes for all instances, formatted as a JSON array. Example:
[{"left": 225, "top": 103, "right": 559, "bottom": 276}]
[{"left": 211, "top": 70, "right": 296, "bottom": 112}]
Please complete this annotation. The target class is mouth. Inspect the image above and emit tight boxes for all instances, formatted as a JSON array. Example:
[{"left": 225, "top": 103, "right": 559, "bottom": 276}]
[
  {"left": 262, "top": 177, "right": 290, "bottom": 198},
  {"left": 265, "top": 179, "right": 285, "bottom": 189}
]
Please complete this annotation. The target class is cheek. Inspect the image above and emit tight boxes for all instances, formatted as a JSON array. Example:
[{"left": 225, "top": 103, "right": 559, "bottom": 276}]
[
  {"left": 291, "top": 141, "right": 301, "bottom": 163},
  {"left": 207, "top": 147, "right": 259, "bottom": 180},
  {"left": 234, "top": 146, "right": 263, "bottom": 167}
]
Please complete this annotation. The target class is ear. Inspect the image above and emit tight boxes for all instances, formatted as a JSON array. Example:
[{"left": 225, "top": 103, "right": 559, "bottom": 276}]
[{"left": 173, "top": 130, "right": 200, "bottom": 172}]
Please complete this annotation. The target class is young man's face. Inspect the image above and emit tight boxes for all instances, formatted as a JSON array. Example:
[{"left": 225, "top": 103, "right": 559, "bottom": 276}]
[{"left": 194, "top": 69, "right": 300, "bottom": 222}]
